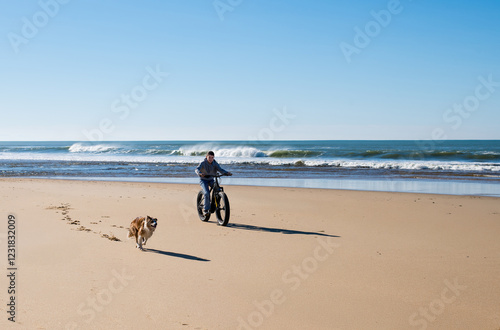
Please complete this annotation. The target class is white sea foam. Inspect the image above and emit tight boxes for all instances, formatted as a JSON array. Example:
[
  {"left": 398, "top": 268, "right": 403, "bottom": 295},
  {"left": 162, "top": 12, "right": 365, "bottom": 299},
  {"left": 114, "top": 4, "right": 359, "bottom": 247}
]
[
  {"left": 213, "top": 147, "right": 267, "bottom": 157},
  {"left": 68, "top": 143, "right": 118, "bottom": 153},
  {"left": 295, "top": 159, "right": 500, "bottom": 172},
  {"left": 177, "top": 144, "right": 267, "bottom": 157}
]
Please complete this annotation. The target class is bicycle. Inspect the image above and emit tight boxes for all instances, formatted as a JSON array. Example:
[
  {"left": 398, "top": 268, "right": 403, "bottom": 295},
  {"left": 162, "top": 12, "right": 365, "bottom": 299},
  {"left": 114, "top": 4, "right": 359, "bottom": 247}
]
[{"left": 196, "top": 173, "right": 231, "bottom": 226}]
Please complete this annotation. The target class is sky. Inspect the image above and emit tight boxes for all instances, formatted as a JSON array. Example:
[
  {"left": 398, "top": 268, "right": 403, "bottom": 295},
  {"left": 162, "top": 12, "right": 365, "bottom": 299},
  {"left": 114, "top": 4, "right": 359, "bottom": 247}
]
[{"left": 0, "top": 0, "right": 499, "bottom": 141}]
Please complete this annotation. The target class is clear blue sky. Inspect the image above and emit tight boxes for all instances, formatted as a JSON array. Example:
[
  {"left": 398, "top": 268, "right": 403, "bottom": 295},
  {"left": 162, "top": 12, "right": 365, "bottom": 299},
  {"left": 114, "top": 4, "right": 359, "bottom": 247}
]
[{"left": 1, "top": 0, "right": 499, "bottom": 141}]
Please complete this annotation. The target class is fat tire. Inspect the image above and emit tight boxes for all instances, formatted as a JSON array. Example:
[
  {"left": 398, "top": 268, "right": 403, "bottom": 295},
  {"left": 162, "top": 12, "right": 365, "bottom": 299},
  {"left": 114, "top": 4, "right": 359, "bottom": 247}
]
[
  {"left": 197, "top": 190, "right": 210, "bottom": 222},
  {"left": 215, "top": 192, "right": 230, "bottom": 226}
]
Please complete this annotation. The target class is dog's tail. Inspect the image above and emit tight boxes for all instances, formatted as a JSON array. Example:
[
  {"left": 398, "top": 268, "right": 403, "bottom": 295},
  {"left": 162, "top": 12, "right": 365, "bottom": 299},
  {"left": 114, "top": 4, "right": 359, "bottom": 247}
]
[{"left": 127, "top": 226, "right": 137, "bottom": 239}]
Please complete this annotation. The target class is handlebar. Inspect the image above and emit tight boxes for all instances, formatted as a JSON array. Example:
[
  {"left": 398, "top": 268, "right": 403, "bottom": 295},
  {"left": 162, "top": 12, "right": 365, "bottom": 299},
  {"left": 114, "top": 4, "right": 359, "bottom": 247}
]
[{"left": 201, "top": 173, "right": 232, "bottom": 178}]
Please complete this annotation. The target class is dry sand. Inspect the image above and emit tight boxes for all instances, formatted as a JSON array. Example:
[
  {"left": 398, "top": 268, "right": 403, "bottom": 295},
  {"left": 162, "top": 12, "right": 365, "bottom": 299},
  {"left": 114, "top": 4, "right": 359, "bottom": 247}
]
[{"left": 0, "top": 178, "right": 499, "bottom": 329}]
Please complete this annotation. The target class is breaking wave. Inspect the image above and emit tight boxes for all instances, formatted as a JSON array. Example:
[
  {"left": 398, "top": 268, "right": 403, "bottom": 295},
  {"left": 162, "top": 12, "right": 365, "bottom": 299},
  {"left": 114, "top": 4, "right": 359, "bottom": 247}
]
[{"left": 68, "top": 143, "right": 120, "bottom": 153}]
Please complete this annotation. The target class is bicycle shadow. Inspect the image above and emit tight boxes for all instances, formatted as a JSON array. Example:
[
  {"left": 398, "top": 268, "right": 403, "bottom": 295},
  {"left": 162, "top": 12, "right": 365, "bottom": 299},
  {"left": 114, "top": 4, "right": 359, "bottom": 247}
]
[
  {"left": 226, "top": 223, "right": 340, "bottom": 238},
  {"left": 144, "top": 248, "right": 210, "bottom": 262}
]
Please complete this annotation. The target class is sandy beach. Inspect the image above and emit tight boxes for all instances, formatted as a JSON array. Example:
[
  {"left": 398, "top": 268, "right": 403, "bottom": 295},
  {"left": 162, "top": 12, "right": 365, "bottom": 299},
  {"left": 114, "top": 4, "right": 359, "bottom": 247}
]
[{"left": 1, "top": 178, "right": 499, "bottom": 329}]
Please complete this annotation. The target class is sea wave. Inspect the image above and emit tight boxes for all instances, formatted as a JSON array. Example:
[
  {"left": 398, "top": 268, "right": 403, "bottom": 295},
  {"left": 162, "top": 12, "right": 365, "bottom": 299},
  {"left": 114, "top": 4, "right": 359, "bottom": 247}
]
[
  {"left": 174, "top": 143, "right": 327, "bottom": 158},
  {"left": 177, "top": 145, "right": 267, "bottom": 157},
  {"left": 267, "top": 150, "right": 323, "bottom": 158},
  {"left": 0, "top": 145, "right": 70, "bottom": 153},
  {"left": 5, "top": 142, "right": 497, "bottom": 164},
  {"left": 1, "top": 152, "right": 499, "bottom": 173},
  {"left": 68, "top": 143, "right": 120, "bottom": 153},
  {"left": 302, "top": 160, "right": 500, "bottom": 172},
  {"left": 466, "top": 151, "right": 500, "bottom": 160}
]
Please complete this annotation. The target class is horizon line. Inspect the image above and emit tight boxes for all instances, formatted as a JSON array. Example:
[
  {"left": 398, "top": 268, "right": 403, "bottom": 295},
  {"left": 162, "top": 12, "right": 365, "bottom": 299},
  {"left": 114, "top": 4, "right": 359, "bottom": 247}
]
[{"left": 1, "top": 139, "right": 499, "bottom": 143}]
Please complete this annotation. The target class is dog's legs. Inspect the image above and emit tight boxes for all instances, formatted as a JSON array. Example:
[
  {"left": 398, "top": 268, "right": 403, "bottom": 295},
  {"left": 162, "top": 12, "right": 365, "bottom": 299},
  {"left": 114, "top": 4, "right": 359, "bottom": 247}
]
[
  {"left": 137, "top": 235, "right": 143, "bottom": 250},
  {"left": 136, "top": 235, "right": 142, "bottom": 250}
]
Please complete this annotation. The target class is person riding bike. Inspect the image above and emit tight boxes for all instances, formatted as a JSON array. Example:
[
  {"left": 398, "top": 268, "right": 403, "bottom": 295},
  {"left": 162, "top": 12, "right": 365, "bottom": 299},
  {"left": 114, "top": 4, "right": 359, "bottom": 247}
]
[{"left": 195, "top": 151, "right": 232, "bottom": 216}]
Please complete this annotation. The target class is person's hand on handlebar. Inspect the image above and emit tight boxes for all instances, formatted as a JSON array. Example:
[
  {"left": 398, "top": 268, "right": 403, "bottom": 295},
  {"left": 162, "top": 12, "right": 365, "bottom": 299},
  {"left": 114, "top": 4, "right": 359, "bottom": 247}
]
[{"left": 199, "top": 172, "right": 232, "bottom": 177}]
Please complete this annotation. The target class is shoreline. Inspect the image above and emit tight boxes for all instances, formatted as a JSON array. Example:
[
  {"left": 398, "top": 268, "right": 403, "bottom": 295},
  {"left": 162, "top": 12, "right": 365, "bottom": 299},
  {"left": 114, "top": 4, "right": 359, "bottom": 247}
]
[{"left": 9, "top": 176, "right": 500, "bottom": 197}]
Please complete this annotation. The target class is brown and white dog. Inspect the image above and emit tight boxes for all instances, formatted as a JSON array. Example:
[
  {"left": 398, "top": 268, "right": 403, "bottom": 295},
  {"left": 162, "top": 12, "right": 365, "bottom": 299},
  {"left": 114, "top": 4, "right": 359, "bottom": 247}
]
[{"left": 127, "top": 216, "right": 158, "bottom": 250}]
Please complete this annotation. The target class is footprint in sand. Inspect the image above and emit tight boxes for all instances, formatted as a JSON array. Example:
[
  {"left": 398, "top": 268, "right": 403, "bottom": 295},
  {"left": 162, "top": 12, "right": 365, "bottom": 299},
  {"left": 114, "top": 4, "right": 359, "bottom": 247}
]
[
  {"left": 100, "top": 233, "right": 121, "bottom": 241},
  {"left": 47, "top": 203, "right": 122, "bottom": 243}
]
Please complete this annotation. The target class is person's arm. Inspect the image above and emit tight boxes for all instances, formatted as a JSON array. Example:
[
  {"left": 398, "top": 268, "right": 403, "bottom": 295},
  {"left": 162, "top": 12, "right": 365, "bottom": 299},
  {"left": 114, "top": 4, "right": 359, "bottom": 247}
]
[
  {"left": 195, "top": 161, "right": 205, "bottom": 177},
  {"left": 214, "top": 160, "right": 231, "bottom": 175}
]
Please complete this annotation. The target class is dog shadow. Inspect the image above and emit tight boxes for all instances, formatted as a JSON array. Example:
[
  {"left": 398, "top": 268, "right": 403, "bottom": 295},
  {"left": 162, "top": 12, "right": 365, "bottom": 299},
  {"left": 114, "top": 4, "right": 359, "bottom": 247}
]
[
  {"left": 144, "top": 248, "right": 210, "bottom": 262},
  {"left": 226, "top": 222, "right": 340, "bottom": 238}
]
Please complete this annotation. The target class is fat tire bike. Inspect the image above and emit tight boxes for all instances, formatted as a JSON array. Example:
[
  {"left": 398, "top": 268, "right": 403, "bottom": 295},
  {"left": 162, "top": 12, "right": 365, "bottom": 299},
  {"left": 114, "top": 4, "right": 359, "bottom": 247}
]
[{"left": 197, "top": 174, "right": 231, "bottom": 226}]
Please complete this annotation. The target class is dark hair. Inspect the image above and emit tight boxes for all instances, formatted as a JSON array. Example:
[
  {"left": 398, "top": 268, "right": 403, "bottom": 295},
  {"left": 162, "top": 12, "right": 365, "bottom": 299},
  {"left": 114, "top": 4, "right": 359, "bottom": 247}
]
[{"left": 207, "top": 151, "right": 215, "bottom": 157}]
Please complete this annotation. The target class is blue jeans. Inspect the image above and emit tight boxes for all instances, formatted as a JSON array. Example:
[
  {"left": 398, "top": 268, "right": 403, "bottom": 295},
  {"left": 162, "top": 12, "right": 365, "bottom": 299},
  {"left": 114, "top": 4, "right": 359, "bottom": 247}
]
[{"left": 200, "top": 179, "right": 214, "bottom": 212}]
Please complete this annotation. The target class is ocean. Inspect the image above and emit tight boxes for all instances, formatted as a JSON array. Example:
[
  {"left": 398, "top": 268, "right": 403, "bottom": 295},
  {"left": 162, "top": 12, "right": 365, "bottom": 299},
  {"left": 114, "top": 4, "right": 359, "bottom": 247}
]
[{"left": 1, "top": 140, "right": 499, "bottom": 196}]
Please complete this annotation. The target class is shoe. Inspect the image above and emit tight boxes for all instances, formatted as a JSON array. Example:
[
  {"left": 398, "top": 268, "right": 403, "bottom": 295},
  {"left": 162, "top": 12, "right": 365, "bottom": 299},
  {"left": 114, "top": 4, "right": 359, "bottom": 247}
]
[{"left": 203, "top": 210, "right": 210, "bottom": 216}]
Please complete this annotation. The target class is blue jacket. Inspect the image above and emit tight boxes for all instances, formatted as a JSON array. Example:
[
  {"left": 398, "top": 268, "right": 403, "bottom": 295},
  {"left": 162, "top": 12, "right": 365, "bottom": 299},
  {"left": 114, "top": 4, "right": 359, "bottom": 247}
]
[{"left": 195, "top": 158, "right": 228, "bottom": 181}]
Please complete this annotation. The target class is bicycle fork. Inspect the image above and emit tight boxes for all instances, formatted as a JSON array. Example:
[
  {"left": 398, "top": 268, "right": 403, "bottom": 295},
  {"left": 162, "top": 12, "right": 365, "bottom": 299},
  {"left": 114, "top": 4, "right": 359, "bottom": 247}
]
[{"left": 211, "top": 188, "right": 220, "bottom": 211}]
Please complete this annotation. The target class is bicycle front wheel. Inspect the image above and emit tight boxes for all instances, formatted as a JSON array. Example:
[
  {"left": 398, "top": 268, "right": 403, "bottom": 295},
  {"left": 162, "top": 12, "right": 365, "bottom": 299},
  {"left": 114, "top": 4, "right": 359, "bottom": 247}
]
[
  {"left": 215, "top": 192, "right": 230, "bottom": 226},
  {"left": 197, "top": 190, "right": 210, "bottom": 222}
]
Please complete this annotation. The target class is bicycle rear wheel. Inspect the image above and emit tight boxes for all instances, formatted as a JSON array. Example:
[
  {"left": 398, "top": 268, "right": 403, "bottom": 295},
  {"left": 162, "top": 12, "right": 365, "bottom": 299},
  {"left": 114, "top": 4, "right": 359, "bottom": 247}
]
[
  {"left": 197, "top": 190, "right": 210, "bottom": 222},
  {"left": 215, "top": 192, "right": 230, "bottom": 226}
]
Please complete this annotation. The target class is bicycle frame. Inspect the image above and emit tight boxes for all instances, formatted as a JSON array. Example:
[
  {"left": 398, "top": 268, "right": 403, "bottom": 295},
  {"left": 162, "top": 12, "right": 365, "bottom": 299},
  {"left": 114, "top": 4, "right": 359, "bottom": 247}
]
[{"left": 207, "top": 175, "right": 224, "bottom": 212}]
